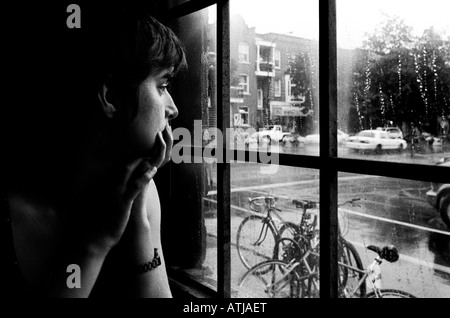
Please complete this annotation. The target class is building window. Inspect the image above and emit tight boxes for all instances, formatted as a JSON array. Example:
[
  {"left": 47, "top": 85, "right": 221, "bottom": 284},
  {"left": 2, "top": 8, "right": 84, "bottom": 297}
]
[
  {"left": 274, "top": 49, "right": 281, "bottom": 68},
  {"left": 165, "top": 0, "right": 450, "bottom": 300},
  {"left": 274, "top": 79, "right": 281, "bottom": 97},
  {"left": 238, "top": 42, "right": 249, "bottom": 63},
  {"left": 285, "top": 74, "right": 292, "bottom": 101},
  {"left": 257, "top": 89, "right": 263, "bottom": 109},
  {"left": 239, "top": 74, "right": 249, "bottom": 94},
  {"left": 238, "top": 106, "right": 249, "bottom": 126}
]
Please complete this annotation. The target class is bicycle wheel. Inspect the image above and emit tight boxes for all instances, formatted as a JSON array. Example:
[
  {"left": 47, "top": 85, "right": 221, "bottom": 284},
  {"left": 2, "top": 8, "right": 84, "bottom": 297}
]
[
  {"left": 365, "top": 289, "right": 417, "bottom": 298},
  {"left": 236, "top": 215, "right": 277, "bottom": 272},
  {"left": 338, "top": 239, "right": 366, "bottom": 298},
  {"left": 237, "top": 260, "right": 307, "bottom": 298},
  {"left": 278, "top": 222, "right": 299, "bottom": 240},
  {"left": 275, "top": 223, "right": 307, "bottom": 260}
]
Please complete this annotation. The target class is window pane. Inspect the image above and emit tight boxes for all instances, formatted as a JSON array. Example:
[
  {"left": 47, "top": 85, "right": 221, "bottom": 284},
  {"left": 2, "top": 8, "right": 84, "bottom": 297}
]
[
  {"left": 167, "top": 5, "right": 218, "bottom": 291},
  {"left": 228, "top": 0, "right": 319, "bottom": 155},
  {"left": 338, "top": 173, "right": 450, "bottom": 298},
  {"left": 228, "top": 163, "right": 320, "bottom": 297},
  {"left": 337, "top": 0, "right": 450, "bottom": 165}
]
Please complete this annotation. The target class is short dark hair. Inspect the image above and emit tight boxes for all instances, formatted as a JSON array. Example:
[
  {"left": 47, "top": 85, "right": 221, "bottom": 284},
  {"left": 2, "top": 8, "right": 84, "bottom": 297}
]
[
  {"left": 5, "top": 3, "right": 187, "bottom": 192},
  {"left": 95, "top": 9, "right": 187, "bottom": 91},
  {"left": 88, "top": 8, "right": 187, "bottom": 118}
]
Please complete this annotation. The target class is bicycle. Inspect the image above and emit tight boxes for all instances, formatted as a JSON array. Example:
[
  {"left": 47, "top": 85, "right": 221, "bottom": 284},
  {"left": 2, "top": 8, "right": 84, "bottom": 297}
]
[
  {"left": 236, "top": 196, "right": 364, "bottom": 286},
  {"left": 237, "top": 242, "right": 416, "bottom": 298},
  {"left": 236, "top": 196, "right": 299, "bottom": 273},
  {"left": 275, "top": 198, "right": 366, "bottom": 297}
]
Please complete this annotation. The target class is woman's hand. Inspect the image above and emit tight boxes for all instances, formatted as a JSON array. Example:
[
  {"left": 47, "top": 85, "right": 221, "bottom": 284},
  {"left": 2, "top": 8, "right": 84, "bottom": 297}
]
[
  {"left": 64, "top": 157, "right": 156, "bottom": 253},
  {"left": 128, "top": 124, "right": 173, "bottom": 227},
  {"left": 65, "top": 124, "right": 173, "bottom": 253}
]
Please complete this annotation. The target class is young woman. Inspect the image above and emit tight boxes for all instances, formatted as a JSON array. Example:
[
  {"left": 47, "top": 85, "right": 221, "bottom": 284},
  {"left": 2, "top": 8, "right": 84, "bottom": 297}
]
[{"left": 3, "top": 4, "right": 187, "bottom": 297}]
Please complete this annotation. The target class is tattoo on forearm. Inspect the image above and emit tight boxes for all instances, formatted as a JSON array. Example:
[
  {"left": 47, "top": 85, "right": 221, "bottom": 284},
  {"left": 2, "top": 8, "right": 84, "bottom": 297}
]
[{"left": 137, "top": 248, "right": 161, "bottom": 275}]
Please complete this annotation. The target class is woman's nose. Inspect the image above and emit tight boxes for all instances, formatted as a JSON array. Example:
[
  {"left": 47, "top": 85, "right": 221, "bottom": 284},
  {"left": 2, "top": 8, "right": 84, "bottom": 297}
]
[{"left": 165, "top": 92, "right": 178, "bottom": 120}]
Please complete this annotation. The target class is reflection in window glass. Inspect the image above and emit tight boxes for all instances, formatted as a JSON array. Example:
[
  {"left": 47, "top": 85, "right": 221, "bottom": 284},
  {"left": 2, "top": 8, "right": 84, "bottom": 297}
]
[
  {"left": 226, "top": 0, "right": 319, "bottom": 155},
  {"left": 168, "top": 5, "right": 218, "bottom": 291},
  {"left": 338, "top": 173, "right": 450, "bottom": 298},
  {"left": 337, "top": 0, "right": 450, "bottom": 164}
]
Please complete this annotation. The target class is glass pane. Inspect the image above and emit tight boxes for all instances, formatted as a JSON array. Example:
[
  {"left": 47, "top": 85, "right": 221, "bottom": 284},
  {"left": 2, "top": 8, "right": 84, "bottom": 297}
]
[
  {"left": 167, "top": 0, "right": 191, "bottom": 9},
  {"left": 226, "top": 163, "right": 319, "bottom": 298},
  {"left": 337, "top": 0, "right": 450, "bottom": 165},
  {"left": 166, "top": 5, "right": 218, "bottom": 291},
  {"left": 225, "top": 0, "right": 319, "bottom": 156},
  {"left": 338, "top": 173, "right": 450, "bottom": 298}
]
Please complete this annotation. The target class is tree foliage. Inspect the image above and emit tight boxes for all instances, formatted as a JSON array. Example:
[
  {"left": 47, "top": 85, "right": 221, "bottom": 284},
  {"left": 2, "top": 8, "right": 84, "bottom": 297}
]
[{"left": 353, "top": 16, "right": 450, "bottom": 135}]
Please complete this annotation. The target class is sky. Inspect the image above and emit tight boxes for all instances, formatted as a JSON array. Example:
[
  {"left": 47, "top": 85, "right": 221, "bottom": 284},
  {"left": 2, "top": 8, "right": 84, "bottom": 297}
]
[{"left": 209, "top": 0, "right": 450, "bottom": 49}]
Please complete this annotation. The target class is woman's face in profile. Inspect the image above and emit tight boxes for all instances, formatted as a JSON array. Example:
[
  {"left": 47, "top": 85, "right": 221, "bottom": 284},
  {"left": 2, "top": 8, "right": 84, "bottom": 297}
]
[{"left": 124, "top": 66, "right": 178, "bottom": 159}]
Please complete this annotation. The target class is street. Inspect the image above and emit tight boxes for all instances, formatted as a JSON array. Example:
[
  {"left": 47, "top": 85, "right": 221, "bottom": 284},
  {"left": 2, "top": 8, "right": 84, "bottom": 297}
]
[{"left": 200, "top": 144, "right": 450, "bottom": 298}]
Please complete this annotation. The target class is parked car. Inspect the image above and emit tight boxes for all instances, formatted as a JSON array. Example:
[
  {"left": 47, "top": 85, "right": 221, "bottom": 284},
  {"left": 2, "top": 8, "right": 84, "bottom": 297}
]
[
  {"left": 345, "top": 130, "right": 407, "bottom": 153},
  {"left": 304, "top": 129, "right": 349, "bottom": 145},
  {"left": 426, "top": 157, "right": 450, "bottom": 228},
  {"left": 281, "top": 133, "right": 305, "bottom": 146},
  {"left": 377, "top": 127, "right": 404, "bottom": 139},
  {"left": 253, "top": 125, "right": 291, "bottom": 144}
]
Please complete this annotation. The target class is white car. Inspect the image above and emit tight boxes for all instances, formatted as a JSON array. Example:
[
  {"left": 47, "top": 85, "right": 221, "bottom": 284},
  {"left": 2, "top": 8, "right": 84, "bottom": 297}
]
[
  {"left": 346, "top": 130, "right": 407, "bottom": 153},
  {"left": 377, "top": 127, "right": 403, "bottom": 139},
  {"left": 304, "top": 129, "right": 349, "bottom": 145}
]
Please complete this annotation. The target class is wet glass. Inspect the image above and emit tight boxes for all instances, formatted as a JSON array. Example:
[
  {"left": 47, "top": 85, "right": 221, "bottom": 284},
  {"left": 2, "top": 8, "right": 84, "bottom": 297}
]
[
  {"left": 337, "top": 0, "right": 450, "bottom": 165},
  {"left": 168, "top": 5, "right": 218, "bottom": 291},
  {"left": 337, "top": 173, "right": 450, "bottom": 298},
  {"left": 226, "top": 163, "right": 320, "bottom": 297},
  {"left": 228, "top": 0, "right": 320, "bottom": 156}
]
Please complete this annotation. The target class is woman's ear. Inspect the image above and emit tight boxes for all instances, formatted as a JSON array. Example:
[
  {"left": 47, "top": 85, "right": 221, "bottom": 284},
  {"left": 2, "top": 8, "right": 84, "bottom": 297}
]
[{"left": 98, "top": 80, "right": 117, "bottom": 119}]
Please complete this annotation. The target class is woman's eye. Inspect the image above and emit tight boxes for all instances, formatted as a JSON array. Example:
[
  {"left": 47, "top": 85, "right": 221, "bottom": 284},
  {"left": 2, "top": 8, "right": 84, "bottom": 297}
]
[{"left": 159, "top": 82, "right": 171, "bottom": 93}]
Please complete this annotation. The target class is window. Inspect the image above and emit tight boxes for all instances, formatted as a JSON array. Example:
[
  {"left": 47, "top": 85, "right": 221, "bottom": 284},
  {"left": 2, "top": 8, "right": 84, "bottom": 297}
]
[
  {"left": 274, "top": 79, "right": 281, "bottom": 97},
  {"left": 274, "top": 49, "right": 281, "bottom": 68},
  {"left": 239, "top": 74, "right": 249, "bottom": 94},
  {"left": 237, "top": 106, "right": 249, "bottom": 126},
  {"left": 285, "top": 74, "right": 291, "bottom": 101},
  {"left": 164, "top": 0, "right": 450, "bottom": 299},
  {"left": 238, "top": 42, "right": 249, "bottom": 63},
  {"left": 257, "top": 89, "right": 263, "bottom": 109}
]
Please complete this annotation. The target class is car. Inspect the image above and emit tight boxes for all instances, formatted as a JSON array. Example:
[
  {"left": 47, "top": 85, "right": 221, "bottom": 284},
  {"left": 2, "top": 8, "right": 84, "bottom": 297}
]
[
  {"left": 281, "top": 133, "right": 305, "bottom": 147},
  {"left": 345, "top": 130, "right": 407, "bottom": 153},
  {"left": 304, "top": 129, "right": 349, "bottom": 145},
  {"left": 376, "top": 127, "right": 404, "bottom": 139},
  {"left": 426, "top": 157, "right": 450, "bottom": 228}
]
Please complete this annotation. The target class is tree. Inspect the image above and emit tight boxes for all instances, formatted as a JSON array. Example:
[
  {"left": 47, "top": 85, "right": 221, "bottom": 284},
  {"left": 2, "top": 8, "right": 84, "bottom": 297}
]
[
  {"left": 362, "top": 14, "right": 414, "bottom": 55},
  {"left": 353, "top": 16, "right": 450, "bottom": 135},
  {"left": 286, "top": 45, "right": 319, "bottom": 134}
]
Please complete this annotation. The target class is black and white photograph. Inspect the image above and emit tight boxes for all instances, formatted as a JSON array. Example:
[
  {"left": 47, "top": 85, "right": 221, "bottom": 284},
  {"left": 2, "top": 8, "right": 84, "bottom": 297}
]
[{"left": 2, "top": 0, "right": 449, "bottom": 307}]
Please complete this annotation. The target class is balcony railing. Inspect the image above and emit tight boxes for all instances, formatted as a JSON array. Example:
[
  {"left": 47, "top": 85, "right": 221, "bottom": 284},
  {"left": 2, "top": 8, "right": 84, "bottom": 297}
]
[{"left": 255, "top": 61, "right": 275, "bottom": 77}]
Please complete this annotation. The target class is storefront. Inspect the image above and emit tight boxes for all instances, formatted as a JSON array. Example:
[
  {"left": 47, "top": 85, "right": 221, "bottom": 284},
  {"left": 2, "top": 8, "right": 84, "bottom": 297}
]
[{"left": 270, "top": 101, "right": 311, "bottom": 132}]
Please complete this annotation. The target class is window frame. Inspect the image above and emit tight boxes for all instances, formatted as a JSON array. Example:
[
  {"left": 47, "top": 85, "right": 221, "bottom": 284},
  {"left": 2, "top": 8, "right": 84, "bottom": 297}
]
[
  {"left": 238, "top": 42, "right": 250, "bottom": 63},
  {"left": 274, "top": 79, "right": 281, "bottom": 97},
  {"left": 274, "top": 48, "right": 281, "bottom": 69},
  {"left": 239, "top": 74, "right": 250, "bottom": 95},
  {"left": 165, "top": 0, "right": 449, "bottom": 299}
]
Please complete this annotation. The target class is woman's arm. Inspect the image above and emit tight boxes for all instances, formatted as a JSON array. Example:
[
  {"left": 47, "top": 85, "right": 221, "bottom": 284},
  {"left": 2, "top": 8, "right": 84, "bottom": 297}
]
[
  {"left": 42, "top": 158, "right": 157, "bottom": 298},
  {"left": 120, "top": 180, "right": 172, "bottom": 298}
]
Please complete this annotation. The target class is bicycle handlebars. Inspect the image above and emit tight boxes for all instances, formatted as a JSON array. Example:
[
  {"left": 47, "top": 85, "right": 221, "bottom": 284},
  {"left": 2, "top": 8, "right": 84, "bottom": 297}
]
[
  {"left": 367, "top": 245, "right": 399, "bottom": 263},
  {"left": 248, "top": 196, "right": 279, "bottom": 212}
]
